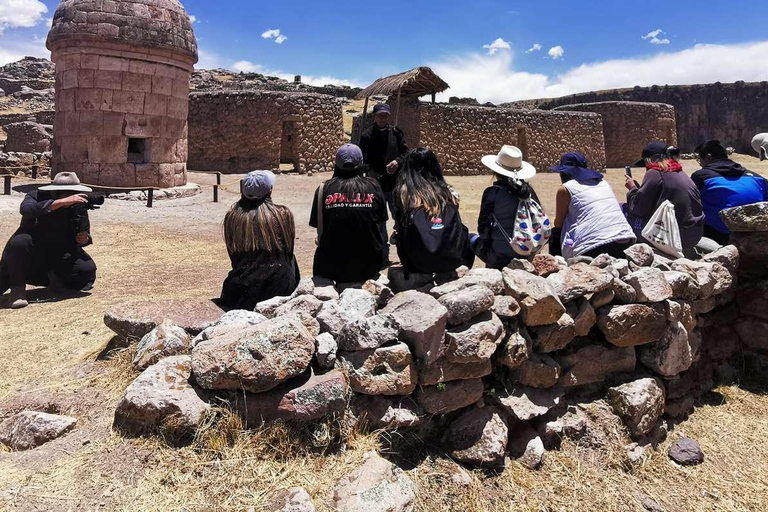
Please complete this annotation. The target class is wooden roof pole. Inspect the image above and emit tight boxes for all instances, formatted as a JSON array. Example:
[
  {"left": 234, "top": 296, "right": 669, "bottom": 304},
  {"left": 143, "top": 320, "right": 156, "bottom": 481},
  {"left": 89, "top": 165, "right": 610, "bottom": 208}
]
[
  {"left": 358, "top": 95, "right": 369, "bottom": 144},
  {"left": 394, "top": 87, "right": 402, "bottom": 127}
]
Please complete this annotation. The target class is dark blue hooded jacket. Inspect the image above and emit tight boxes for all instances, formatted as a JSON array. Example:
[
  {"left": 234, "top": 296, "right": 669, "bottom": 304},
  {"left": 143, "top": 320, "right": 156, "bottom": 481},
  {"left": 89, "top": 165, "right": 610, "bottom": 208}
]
[{"left": 691, "top": 159, "right": 768, "bottom": 235}]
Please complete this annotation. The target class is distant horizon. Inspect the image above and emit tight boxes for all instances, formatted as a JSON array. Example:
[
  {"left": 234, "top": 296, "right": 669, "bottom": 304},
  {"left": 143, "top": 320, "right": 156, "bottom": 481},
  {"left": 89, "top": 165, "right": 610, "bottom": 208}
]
[{"left": 1, "top": 0, "right": 767, "bottom": 103}]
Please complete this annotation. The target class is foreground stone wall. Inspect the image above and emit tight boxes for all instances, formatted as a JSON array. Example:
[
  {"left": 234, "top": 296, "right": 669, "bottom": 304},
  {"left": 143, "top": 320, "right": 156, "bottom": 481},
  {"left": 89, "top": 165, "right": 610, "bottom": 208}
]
[
  {"left": 104, "top": 223, "right": 757, "bottom": 472},
  {"left": 554, "top": 102, "right": 677, "bottom": 167},
  {"left": 508, "top": 82, "right": 768, "bottom": 153},
  {"left": 187, "top": 91, "right": 344, "bottom": 174},
  {"left": 415, "top": 103, "right": 606, "bottom": 175}
]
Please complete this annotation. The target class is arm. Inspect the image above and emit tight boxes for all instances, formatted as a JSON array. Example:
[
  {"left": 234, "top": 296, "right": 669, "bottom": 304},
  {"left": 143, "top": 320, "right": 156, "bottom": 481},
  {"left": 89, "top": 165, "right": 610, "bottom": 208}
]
[
  {"left": 553, "top": 186, "right": 570, "bottom": 229},
  {"left": 626, "top": 171, "right": 662, "bottom": 219},
  {"left": 309, "top": 187, "right": 319, "bottom": 228},
  {"left": 77, "top": 211, "right": 92, "bottom": 247},
  {"left": 477, "top": 187, "right": 496, "bottom": 241}
]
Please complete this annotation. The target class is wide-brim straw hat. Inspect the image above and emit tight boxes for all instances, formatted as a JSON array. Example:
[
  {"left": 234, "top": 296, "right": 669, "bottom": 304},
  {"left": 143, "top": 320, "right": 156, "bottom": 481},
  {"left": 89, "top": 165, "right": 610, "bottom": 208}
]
[
  {"left": 481, "top": 145, "right": 536, "bottom": 180},
  {"left": 39, "top": 172, "right": 92, "bottom": 193}
]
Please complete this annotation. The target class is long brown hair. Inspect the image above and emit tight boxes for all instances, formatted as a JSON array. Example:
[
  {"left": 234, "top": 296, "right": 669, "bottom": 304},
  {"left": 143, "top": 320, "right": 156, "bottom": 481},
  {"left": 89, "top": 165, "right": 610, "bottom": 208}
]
[
  {"left": 394, "top": 148, "right": 457, "bottom": 220},
  {"left": 224, "top": 198, "right": 295, "bottom": 254}
]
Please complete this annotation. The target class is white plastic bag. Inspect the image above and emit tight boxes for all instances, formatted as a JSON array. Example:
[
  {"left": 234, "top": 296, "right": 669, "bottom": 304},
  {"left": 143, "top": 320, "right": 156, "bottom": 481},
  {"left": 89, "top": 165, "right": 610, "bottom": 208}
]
[{"left": 641, "top": 200, "right": 684, "bottom": 259}]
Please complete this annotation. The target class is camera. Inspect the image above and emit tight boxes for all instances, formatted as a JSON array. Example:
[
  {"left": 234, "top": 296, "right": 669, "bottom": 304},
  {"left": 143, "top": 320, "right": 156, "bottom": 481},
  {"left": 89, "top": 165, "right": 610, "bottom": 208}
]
[{"left": 79, "top": 194, "right": 105, "bottom": 211}]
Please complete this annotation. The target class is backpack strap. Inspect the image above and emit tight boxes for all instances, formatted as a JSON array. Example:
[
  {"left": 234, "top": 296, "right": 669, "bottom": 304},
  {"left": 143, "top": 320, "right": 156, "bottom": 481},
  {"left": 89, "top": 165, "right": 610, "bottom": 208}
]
[
  {"left": 316, "top": 182, "right": 325, "bottom": 240},
  {"left": 492, "top": 214, "right": 514, "bottom": 244}
]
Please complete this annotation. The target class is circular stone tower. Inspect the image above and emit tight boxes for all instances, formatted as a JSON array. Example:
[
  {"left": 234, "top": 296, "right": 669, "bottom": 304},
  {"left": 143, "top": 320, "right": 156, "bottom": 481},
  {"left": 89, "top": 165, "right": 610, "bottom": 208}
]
[{"left": 46, "top": 0, "right": 198, "bottom": 188}]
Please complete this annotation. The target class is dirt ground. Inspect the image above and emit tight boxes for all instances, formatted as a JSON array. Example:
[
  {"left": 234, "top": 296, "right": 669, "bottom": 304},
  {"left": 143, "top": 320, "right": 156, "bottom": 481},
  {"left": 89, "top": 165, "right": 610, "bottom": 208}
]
[{"left": 1, "top": 155, "right": 768, "bottom": 511}]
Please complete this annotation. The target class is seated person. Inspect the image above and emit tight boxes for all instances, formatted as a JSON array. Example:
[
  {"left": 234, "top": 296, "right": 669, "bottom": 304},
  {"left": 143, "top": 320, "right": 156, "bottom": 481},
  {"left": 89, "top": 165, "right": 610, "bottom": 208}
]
[
  {"left": 752, "top": 133, "right": 768, "bottom": 161},
  {"left": 470, "top": 145, "right": 542, "bottom": 269},
  {"left": 310, "top": 144, "right": 388, "bottom": 283},
  {"left": 551, "top": 152, "right": 636, "bottom": 259},
  {"left": 391, "top": 148, "right": 474, "bottom": 274},
  {"left": 625, "top": 141, "right": 705, "bottom": 252},
  {"left": 692, "top": 140, "right": 768, "bottom": 245},
  {"left": 219, "top": 171, "right": 300, "bottom": 311},
  {"left": 0, "top": 172, "right": 97, "bottom": 309}
]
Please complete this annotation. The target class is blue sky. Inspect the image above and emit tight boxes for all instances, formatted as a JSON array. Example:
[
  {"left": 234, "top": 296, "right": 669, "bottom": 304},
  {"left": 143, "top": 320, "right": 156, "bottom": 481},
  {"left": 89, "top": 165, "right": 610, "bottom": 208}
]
[{"left": 2, "top": 0, "right": 768, "bottom": 102}]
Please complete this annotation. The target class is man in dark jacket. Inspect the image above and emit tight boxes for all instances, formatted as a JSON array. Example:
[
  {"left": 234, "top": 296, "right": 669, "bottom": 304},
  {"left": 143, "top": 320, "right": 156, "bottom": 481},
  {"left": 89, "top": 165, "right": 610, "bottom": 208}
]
[
  {"left": 691, "top": 140, "right": 768, "bottom": 245},
  {"left": 358, "top": 103, "right": 409, "bottom": 200},
  {"left": 0, "top": 172, "right": 98, "bottom": 309}
]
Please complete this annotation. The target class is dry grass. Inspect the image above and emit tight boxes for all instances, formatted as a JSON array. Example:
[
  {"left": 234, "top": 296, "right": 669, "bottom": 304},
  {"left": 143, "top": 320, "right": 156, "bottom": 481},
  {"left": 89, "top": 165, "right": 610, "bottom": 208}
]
[{"left": 2, "top": 158, "right": 768, "bottom": 510}]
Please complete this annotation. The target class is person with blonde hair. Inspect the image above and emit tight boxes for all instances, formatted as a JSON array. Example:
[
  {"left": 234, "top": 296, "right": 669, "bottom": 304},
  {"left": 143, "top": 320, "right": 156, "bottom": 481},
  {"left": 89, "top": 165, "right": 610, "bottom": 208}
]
[
  {"left": 392, "top": 148, "right": 473, "bottom": 273},
  {"left": 625, "top": 141, "right": 705, "bottom": 252},
  {"left": 218, "top": 171, "right": 299, "bottom": 310}
]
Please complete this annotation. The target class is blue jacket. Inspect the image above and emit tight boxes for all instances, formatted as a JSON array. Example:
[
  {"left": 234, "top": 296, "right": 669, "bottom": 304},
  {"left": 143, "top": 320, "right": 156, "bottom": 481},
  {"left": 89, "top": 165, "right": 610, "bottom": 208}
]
[{"left": 691, "top": 159, "right": 768, "bottom": 234}]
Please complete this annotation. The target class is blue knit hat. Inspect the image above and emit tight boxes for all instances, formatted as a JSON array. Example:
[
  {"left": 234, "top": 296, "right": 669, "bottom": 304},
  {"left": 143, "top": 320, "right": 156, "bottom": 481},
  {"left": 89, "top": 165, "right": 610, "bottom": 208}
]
[{"left": 241, "top": 170, "right": 276, "bottom": 200}]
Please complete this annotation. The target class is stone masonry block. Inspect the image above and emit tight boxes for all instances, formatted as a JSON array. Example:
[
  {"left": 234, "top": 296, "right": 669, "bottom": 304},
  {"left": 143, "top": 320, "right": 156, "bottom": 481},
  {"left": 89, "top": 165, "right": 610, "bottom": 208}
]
[
  {"left": 124, "top": 114, "right": 163, "bottom": 138},
  {"left": 128, "top": 60, "right": 157, "bottom": 76},
  {"left": 100, "top": 89, "right": 114, "bottom": 111},
  {"left": 88, "top": 136, "right": 127, "bottom": 163},
  {"left": 167, "top": 97, "right": 187, "bottom": 119},
  {"left": 60, "top": 136, "right": 89, "bottom": 163},
  {"left": 135, "top": 163, "right": 159, "bottom": 187},
  {"left": 56, "top": 89, "right": 75, "bottom": 112},
  {"left": 144, "top": 94, "right": 168, "bottom": 117},
  {"left": 171, "top": 78, "right": 189, "bottom": 99},
  {"left": 151, "top": 75, "right": 173, "bottom": 96},
  {"left": 102, "top": 112, "right": 126, "bottom": 136},
  {"left": 76, "top": 88, "right": 102, "bottom": 111},
  {"left": 148, "top": 137, "right": 176, "bottom": 163},
  {"left": 158, "top": 163, "right": 175, "bottom": 187},
  {"left": 81, "top": 53, "right": 100, "bottom": 70},
  {"left": 61, "top": 69, "right": 79, "bottom": 89},
  {"left": 123, "top": 72, "right": 152, "bottom": 93},
  {"left": 99, "top": 163, "right": 136, "bottom": 187},
  {"left": 56, "top": 53, "right": 81, "bottom": 71},
  {"left": 77, "top": 69, "right": 95, "bottom": 88},
  {"left": 99, "top": 55, "right": 129, "bottom": 72},
  {"left": 79, "top": 110, "right": 103, "bottom": 136},
  {"left": 114, "top": 91, "right": 145, "bottom": 115},
  {"left": 95, "top": 70, "right": 123, "bottom": 90}
]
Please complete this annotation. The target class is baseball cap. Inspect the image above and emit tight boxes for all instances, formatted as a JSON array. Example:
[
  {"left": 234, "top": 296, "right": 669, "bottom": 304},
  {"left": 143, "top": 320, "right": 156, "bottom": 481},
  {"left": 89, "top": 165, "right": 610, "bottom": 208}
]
[
  {"left": 335, "top": 144, "right": 364, "bottom": 169},
  {"left": 634, "top": 141, "right": 669, "bottom": 167},
  {"left": 372, "top": 104, "right": 391, "bottom": 115},
  {"left": 241, "top": 170, "right": 276, "bottom": 200}
]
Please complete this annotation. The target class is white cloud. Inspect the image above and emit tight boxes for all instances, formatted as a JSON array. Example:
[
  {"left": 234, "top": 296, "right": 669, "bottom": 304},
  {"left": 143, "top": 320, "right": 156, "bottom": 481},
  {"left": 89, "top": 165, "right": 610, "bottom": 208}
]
[
  {"left": 428, "top": 40, "right": 768, "bottom": 104},
  {"left": 230, "top": 60, "right": 358, "bottom": 87},
  {"left": 642, "top": 28, "right": 670, "bottom": 45},
  {"left": 189, "top": 15, "right": 197, "bottom": 24},
  {"left": 0, "top": 34, "right": 48, "bottom": 65},
  {"left": 548, "top": 45, "right": 564, "bottom": 59},
  {"left": 0, "top": 0, "right": 47, "bottom": 33},
  {"left": 196, "top": 48, "right": 223, "bottom": 69},
  {"left": 275, "top": 34, "right": 287, "bottom": 44},
  {"left": 261, "top": 29, "right": 281, "bottom": 39},
  {"left": 483, "top": 37, "right": 511, "bottom": 55},
  {"left": 526, "top": 43, "right": 542, "bottom": 53}
]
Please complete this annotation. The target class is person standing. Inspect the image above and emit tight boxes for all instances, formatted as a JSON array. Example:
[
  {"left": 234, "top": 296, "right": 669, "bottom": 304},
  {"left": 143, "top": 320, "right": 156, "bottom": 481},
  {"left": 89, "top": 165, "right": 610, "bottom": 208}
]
[
  {"left": 358, "top": 103, "right": 409, "bottom": 197},
  {"left": 218, "top": 171, "right": 300, "bottom": 311},
  {"left": 691, "top": 140, "right": 768, "bottom": 245},
  {"left": 310, "top": 144, "right": 388, "bottom": 284},
  {"left": 0, "top": 172, "right": 97, "bottom": 309}
]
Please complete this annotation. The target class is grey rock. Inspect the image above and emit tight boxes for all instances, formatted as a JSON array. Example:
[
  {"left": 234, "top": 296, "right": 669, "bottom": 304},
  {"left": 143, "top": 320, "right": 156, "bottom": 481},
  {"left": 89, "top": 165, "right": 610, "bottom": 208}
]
[
  {"left": 362, "top": 279, "right": 393, "bottom": 307},
  {"left": 509, "top": 424, "right": 545, "bottom": 470},
  {"left": 509, "top": 353, "right": 560, "bottom": 388},
  {"left": 315, "top": 333, "right": 338, "bottom": 368},
  {"left": 506, "top": 258, "right": 536, "bottom": 273},
  {"left": 623, "top": 268, "right": 673, "bottom": 303},
  {"left": 567, "top": 297, "right": 597, "bottom": 337},
  {"left": 418, "top": 357, "right": 492, "bottom": 385},
  {"left": 316, "top": 300, "right": 362, "bottom": 338},
  {"left": 430, "top": 268, "right": 504, "bottom": 297},
  {"left": 292, "top": 277, "right": 316, "bottom": 298},
  {"left": 0, "top": 411, "right": 77, "bottom": 451},
  {"left": 557, "top": 344, "right": 637, "bottom": 388},
  {"left": 492, "top": 295, "right": 521, "bottom": 320},
  {"left": 539, "top": 408, "right": 588, "bottom": 448},
  {"left": 255, "top": 295, "right": 293, "bottom": 318},
  {"left": 339, "top": 343, "right": 417, "bottom": 396},
  {"left": 337, "top": 314, "right": 400, "bottom": 351},
  {"left": 502, "top": 269, "right": 565, "bottom": 326},
  {"left": 265, "top": 487, "right": 315, "bottom": 512},
  {"left": 662, "top": 271, "right": 701, "bottom": 301},
  {"left": 596, "top": 303, "right": 668, "bottom": 347},
  {"left": 445, "top": 311, "right": 504, "bottom": 363},
  {"left": 547, "top": 263, "right": 613, "bottom": 302},
  {"left": 637, "top": 321, "right": 692, "bottom": 377},
  {"left": 442, "top": 406, "right": 508, "bottom": 468},
  {"left": 275, "top": 295, "right": 324, "bottom": 318},
  {"left": 624, "top": 243, "right": 655, "bottom": 266},
  {"left": 388, "top": 266, "right": 434, "bottom": 293},
  {"left": 438, "top": 285, "right": 495, "bottom": 326},
  {"left": 719, "top": 201, "right": 768, "bottom": 232},
  {"left": 332, "top": 451, "right": 417, "bottom": 512},
  {"left": 702, "top": 245, "right": 739, "bottom": 273},
  {"left": 494, "top": 386, "right": 564, "bottom": 421},
  {"left": 607, "top": 377, "right": 665, "bottom": 437},
  {"left": 380, "top": 291, "right": 448, "bottom": 364},
  {"left": 352, "top": 395, "right": 424, "bottom": 429},
  {"left": 668, "top": 437, "right": 704, "bottom": 465},
  {"left": 416, "top": 378, "right": 485, "bottom": 415},
  {"left": 339, "top": 288, "right": 377, "bottom": 318},
  {"left": 530, "top": 312, "right": 576, "bottom": 353},
  {"left": 133, "top": 320, "right": 191, "bottom": 370},
  {"left": 590, "top": 288, "right": 615, "bottom": 309},
  {"left": 498, "top": 322, "right": 532, "bottom": 369}
]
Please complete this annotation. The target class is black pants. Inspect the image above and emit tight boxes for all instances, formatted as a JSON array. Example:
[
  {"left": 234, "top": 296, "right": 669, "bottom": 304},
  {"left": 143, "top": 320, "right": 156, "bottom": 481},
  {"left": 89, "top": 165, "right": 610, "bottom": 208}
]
[{"left": 0, "top": 234, "right": 97, "bottom": 293}]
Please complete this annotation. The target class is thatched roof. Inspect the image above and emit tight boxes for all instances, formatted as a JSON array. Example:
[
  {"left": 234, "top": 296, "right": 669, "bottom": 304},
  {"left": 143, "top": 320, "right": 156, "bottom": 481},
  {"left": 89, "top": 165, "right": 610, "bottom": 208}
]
[{"left": 356, "top": 67, "right": 449, "bottom": 100}]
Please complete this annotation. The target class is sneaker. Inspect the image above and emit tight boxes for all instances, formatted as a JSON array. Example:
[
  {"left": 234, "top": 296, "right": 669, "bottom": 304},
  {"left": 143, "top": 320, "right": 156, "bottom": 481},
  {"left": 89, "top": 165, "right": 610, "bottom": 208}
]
[{"left": 7, "top": 287, "right": 28, "bottom": 309}]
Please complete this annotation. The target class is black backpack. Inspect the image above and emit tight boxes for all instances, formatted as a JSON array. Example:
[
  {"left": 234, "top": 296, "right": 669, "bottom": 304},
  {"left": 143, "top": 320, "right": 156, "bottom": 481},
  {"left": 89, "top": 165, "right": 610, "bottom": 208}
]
[{"left": 396, "top": 204, "right": 472, "bottom": 274}]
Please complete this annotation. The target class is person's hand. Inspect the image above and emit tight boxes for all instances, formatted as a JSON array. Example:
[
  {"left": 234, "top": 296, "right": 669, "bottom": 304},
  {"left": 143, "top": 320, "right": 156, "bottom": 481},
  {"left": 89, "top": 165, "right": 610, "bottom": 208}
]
[
  {"left": 624, "top": 175, "right": 638, "bottom": 191},
  {"left": 386, "top": 160, "right": 399, "bottom": 174},
  {"left": 52, "top": 193, "right": 88, "bottom": 210},
  {"left": 76, "top": 232, "right": 90, "bottom": 246}
]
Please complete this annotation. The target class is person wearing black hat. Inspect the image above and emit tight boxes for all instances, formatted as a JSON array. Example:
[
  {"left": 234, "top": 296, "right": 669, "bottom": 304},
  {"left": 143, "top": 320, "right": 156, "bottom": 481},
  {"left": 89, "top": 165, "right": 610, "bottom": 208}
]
[
  {"left": 218, "top": 171, "right": 300, "bottom": 311},
  {"left": 0, "top": 172, "right": 98, "bottom": 309},
  {"left": 310, "top": 144, "right": 388, "bottom": 283},
  {"left": 624, "top": 141, "right": 705, "bottom": 252},
  {"left": 551, "top": 153, "right": 635, "bottom": 259},
  {"left": 691, "top": 140, "right": 768, "bottom": 245}
]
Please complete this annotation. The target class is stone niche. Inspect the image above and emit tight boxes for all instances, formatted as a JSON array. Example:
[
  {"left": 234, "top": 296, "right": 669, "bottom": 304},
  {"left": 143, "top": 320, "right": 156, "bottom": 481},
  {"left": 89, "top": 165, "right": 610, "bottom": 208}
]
[{"left": 46, "top": 0, "right": 198, "bottom": 189}]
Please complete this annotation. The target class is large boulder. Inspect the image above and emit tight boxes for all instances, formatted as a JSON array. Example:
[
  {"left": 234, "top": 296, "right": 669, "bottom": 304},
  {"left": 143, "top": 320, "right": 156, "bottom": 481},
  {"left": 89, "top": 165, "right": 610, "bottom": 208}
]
[
  {"left": 418, "top": 357, "right": 492, "bottom": 385},
  {"left": 623, "top": 268, "right": 673, "bottom": 303},
  {"left": 114, "top": 356, "right": 210, "bottom": 440},
  {"left": 567, "top": 297, "right": 597, "bottom": 337},
  {"left": 192, "top": 310, "right": 268, "bottom": 347},
  {"left": 351, "top": 395, "right": 424, "bottom": 429},
  {"left": 529, "top": 312, "right": 576, "bottom": 353},
  {"left": 104, "top": 299, "right": 223, "bottom": 340},
  {"left": 719, "top": 201, "right": 768, "bottom": 232},
  {"left": 133, "top": 320, "right": 191, "bottom": 370},
  {"left": 0, "top": 411, "right": 77, "bottom": 451},
  {"left": 663, "top": 271, "right": 701, "bottom": 301},
  {"left": 637, "top": 321, "right": 693, "bottom": 377},
  {"left": 445, "top": 311, "right": 504, "bottom": 363},
  {"left": 670, "top": 259, "right": 732, "bottom": 298},
  {"left": 429, "top": 268, "right": 504, "bottom": 297},
  {"left": 339, "top": 289, "right": 377, "bottom": 318},
  {"left": 547, "top": 263, "right": 613, "bottom": 302},
  {"left": 596, "top": 304, "right": 668, "bottom": 347},
  {"left": 556, "top": 344, "right": 637, "bottom": 388},
  {"left": 502, "top": 269, "right": 565, "bottom": 326},
  {"left": 332, "top": 451, "right": 417, "bottom": 512},
  {"left": 255, "top": 295, "right": 293, "bottom": 318},
  {"left": 191, "top": 316, "right": 315, "bottom": 393},
  {"left": 380, "top": 291, "right": 448, "bottom": 364},
  {"left": 606, "top": 377, "right": 665, "bottom": 438},
  {"left": 492, "top": 295, "right": 521, "bottom": 320},
  {"left": 509, "top": 353, "right": 560, "bottom": 388},
  {"left": 235, "top": 370, "right": 349, "bottom": 427},
  {"left": 442, "top": 406, "right": 508, "bottom": 467},
  {"left": 337, "top": 314, "right": 400, "bottom": 351},
  {"left": 494, "top": 386, "right": 564, "bottom": 421},
  {"left": 731, "top": 232, "right": 768, "bottom": 280},
  {"left": 316, "top": 301, "right": 362, "bottom": 338},
  {"left": 438, "top": 285, "right": 495, "bottom": 326},
  {"left": 339, "top": 343, "right": 417, "bottom": 396},
  {"left": 416, "top": 378, "right": 484, "bottom": 414},
  {"left": 624, "top": 243, "right": 655, "bottom": 266},
  {"left": 274, "top": 295, "right": 324, "bottom": 318}
]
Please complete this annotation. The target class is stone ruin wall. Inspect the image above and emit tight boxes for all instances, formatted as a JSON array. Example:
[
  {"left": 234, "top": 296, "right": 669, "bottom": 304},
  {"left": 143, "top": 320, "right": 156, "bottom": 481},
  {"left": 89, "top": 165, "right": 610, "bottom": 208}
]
[
  {"left": 414, "top": 103, "right": 607, "bottom": 175},
  {"left": 509, "top": 82, "right": 768, "bottom": 154},
  {"left": 187, "top": 90, "right": 344, "bottom": 175},
  {"left": 100, "top": 201, "right": 768, "bottom": 470},
  {"left": 50, "top": 52, "right": 192, "bottom": 188},
  {"left": 554, "top": 102, "right": 677, "bottom": 167}
]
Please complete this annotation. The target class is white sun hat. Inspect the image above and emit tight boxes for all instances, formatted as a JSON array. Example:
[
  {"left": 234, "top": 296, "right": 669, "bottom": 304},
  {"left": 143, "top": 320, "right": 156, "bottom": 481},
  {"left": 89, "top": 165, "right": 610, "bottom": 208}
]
[
  {"left": 751, "top": 133, "right": 768, "bottom": 161},
  {"left": 39, "top": 172, "right": 92, "bottom": 193},
  {"left": 481, "top": 145, "right": 536, "bottom": 180}
]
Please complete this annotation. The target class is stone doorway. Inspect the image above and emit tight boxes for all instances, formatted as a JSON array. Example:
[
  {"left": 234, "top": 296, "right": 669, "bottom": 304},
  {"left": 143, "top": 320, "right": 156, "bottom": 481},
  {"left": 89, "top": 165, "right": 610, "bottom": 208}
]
[{"left": 279, "top": 119, "right": 300, "bottom": 172}]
